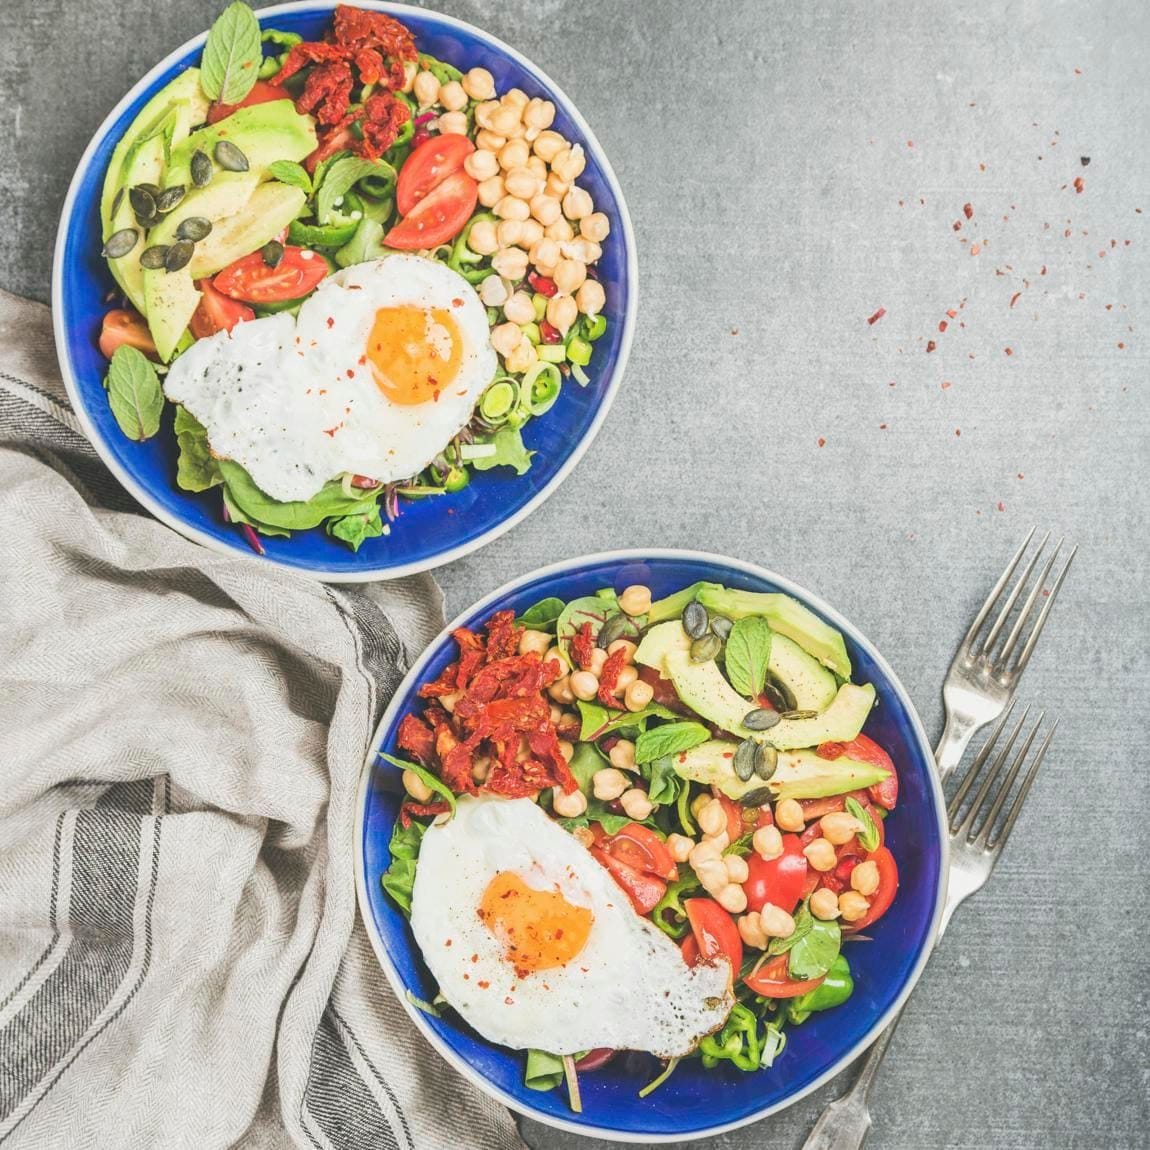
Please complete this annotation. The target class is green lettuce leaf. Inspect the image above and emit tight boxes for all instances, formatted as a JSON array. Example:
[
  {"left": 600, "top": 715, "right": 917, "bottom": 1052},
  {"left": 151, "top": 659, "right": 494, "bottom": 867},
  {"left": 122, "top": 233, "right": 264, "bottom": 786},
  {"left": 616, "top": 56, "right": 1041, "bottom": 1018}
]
[{"left": 469, "top": 426, "right": 534, "bottom": 476}]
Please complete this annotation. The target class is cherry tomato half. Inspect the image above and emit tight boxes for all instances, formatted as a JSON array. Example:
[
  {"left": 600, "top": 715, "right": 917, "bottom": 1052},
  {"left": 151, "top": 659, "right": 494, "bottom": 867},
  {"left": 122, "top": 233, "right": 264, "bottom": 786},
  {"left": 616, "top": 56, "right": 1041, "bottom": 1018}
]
[
  {"left": 385, "top": 169, "right": 478, "bottom": 250},
  {"left": 98, "top": 308, "right": 157, "bottom": 360},
  {"left": 597, "top": 823, "right": 678, "bottom": 882},
  {"left": 684, "top": 898, "right": 742, "bottom": 980},
  {"left": 206, "top": 81, "right": 290, "bottom": 125},
  {"left": 589, "top": 846, "right": 666, "bottom": 915},
  {"left": 713, "top": 791, "right": 746, "bottom": 844},
  {"left": 743, "top": 953, "right": 826, "bottom": 999},
  {"left": 743, "top": 833, "right": 809, "bottom": 914},
  {"left": 834, "top": 734, "right": 898, "bottom": 810},
  {"left": 843, "top": 845, "right": 899, "bottom": 932},
  {"left": 212, "top": 246, "right": 329, "bottom": 304},
  {"left": 396, "top": 134, "right": 475, "bottom": 216},
  {"left": 190, "top": 279, "right": 255, "bottom": 339}
]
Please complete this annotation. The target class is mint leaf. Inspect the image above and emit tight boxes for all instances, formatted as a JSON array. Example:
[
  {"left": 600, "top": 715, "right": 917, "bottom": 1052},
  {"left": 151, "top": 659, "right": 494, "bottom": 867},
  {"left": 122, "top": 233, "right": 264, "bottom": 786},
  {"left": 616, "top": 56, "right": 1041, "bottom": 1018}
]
[
  {"left": 173, "top": 406, "right": 222, "bottom": 491},
  {"left": 635, "top": 721, "right": 709, "bottom": 765},
  {"left": 327, "top": 506, "right": 384, "bottom": 551},
  {"left": 644, "top": 755, "right": 682, "bottom": 806},
  {"left": 767, "top": 901, "right": 814, "bottom": 956},
  {"left": 200, "top": 1, "right": 262, "bottom": 105},
  {"left": 577, "top": 699, "right": 678, "bottom": 741},
  {"left": 788, "top": 916, "right": 841, "bottom": 980},
  {"left": 316, "top": 156, "right": 396, "bottom": 224},
  {"left": 105, "top": 345, "right": 163, "bottom": 441},
  {"left": 725, "top": 616, "right": 773, "bottom": 697},
  {"left": 469, "top": 425, "right": 534, "bottom": 477},
  {"left": 846, "top": 797, "right": 881, "bottom": 852},
  {"left": 516, "top": 597, "right": 565, "bottom": 630},
  {"left": 268, "top": 159, "right": 312, "bottom": 193}
]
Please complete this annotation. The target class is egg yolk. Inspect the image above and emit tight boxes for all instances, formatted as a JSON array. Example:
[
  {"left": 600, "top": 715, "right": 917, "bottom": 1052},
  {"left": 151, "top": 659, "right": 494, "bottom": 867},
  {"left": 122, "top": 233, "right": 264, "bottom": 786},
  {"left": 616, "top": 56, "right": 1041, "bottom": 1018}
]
[
  {"left": 367, "top": 304, "right": 463, "bottom": 405},
  {"left": 477, "top": 871, "right": 593, "bottom": 973}
]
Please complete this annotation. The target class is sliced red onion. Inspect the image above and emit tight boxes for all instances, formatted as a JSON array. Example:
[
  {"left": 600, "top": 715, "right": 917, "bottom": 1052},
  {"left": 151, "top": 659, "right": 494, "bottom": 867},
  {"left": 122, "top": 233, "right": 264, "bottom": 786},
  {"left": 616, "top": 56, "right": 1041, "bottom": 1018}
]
[{"left": 240, "top": 523, "right": 265, "bottom": 556}]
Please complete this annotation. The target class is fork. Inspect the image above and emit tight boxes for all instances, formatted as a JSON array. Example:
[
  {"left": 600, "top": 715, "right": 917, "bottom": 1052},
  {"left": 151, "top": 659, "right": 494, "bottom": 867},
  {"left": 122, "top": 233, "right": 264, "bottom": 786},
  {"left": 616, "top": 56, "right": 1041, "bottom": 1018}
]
[
  {"left": 934, "top": 528, "right": 1075, "bottom": 782},
  {"left": 800, "top": 705, "right": 1058, "bottom": 1150}
]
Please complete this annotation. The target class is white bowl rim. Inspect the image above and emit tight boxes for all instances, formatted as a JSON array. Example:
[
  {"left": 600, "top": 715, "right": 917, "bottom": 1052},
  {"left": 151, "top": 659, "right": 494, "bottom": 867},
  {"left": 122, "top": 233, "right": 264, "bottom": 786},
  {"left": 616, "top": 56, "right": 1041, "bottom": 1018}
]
[
  {"left": 51, "top": 0, "right": 639, "bottom": 584},
  {"left": 353, "top": 547, "right": 950, "bottom": 1143}
]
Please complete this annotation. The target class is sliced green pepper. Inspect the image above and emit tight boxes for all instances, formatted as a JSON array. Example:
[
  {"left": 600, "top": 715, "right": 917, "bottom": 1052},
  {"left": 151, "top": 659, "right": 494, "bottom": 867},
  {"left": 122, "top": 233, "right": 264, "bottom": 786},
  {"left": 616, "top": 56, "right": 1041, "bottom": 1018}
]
[
  {"left": 650, "top": 875, "right": 702, "bottom": 940},
  {"left": 786, "top": 954, "right": 854, "bottom": 1025},
  {"left": 448, "top": 213, "right": 497, "bottom": 284},
  {"left": 698, "top": 1003, "right": 762, "bottom": 1071},
  {"left": 289, "top": 218, "right": 360, "bottom": 248},
  {"left": 258, "top": 29, "right": 302, "bottom": 79}
]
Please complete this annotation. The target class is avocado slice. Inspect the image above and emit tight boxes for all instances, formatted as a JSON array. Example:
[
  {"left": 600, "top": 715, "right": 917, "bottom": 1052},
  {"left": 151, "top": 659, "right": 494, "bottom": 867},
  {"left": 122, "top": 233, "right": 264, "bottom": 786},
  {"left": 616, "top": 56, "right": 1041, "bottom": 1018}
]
[
  {"left": 645, "top": 582, "right": 724, "bottom": 625},
  {"left": 104, "top": 132, "right": 167, "bottom": 312},
  {"left": 696, "top": 587, "right": 851, "bottom": 679},
  {"left": 670, "top": 739, "right": 890, "bottom": 802},
  {"left": 186, "top": 183, "right": 307, "bottom": 279},
  {"left": 755, "top": 683, "right": 875, "bottom": 750},
  {"left": 634, "top": 620, "right": 690, "bottom": 670}
]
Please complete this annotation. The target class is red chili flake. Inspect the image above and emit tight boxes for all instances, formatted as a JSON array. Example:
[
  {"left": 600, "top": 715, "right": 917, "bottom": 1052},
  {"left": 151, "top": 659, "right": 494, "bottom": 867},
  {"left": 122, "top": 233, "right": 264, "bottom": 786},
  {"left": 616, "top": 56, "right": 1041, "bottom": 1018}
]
[
  {"left": 1009, "top": 292, "right": 1022, "bottom": 308},
  {"left": 996, "top": 502, "right": 1006, "bottom": 512},
  {"left": 326, "top": 317, "right": 335, "bottom": 328},
  {"left": 816, "top": 436, "right": 826, "bottom": 448},
  {"left": 942, "top": 380, "right": 952, "bottom": 389},
  {"left": 926, "top": 340, "right": 937, "bottom": 353},
  {"left": 1118, "top": 342, "right": 1126, "bottom": 349},
  {"left": 952, "top": 220, "right": 963, "bottom": 232},
  {"left": 1041, "top": 265, "right": 1047, "bottom": 276},
  {"left": 1073, "top": 176, "right": 1085, "bottom": 194},
  {"left": 970, "top": 244, "right": 981, "bottom": 256},
  {"left": 867, "top": 307, "right": 886, "bottom": 325},
  {"left": 955, "top": 429, "right": 962, "bottom": 437},
  {"left": 938, "top": 320, "right": 948, "bottom": 333},
  {"left": 907, "top": 140, "right": 914, "bottom": 148},
  {"left": 979, "top": 162, "right": 987, "bottom": 172},
  {"left": 947, "top": 309, "right": 957, "bottom": 319},
  {"left": 817, "top": 741, "right": 846, "bottom": 760},
  {"left": 963, "top": 202, "right": 974, "bottom": 219},
  {"left": 1004, "top": 347, "right": 1014, "bottom": 356},
  {"left": 879, "top": 423, "right": 888, "bottom": 430}
]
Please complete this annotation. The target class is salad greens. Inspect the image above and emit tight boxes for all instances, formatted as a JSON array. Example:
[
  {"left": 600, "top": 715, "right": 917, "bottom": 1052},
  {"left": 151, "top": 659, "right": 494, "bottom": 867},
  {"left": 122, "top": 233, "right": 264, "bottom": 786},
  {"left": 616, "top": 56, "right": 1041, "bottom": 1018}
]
[{"left": 106, "top": 346, "right": 163, "bottom": 442}]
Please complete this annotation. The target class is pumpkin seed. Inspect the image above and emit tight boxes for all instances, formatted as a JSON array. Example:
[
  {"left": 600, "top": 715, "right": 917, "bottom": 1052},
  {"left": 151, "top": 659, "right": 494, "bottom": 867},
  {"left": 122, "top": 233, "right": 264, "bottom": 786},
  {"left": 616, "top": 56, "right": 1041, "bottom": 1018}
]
[
  {"left": 682, "top": 600, "right": 709, "bottom": 639},
  {"left": 128, "top": 186, "right": 156, "bottom": 222},
  {"left": 597, "top": 612, "right": 640, "bottom": 649},
  {"left": 780, "top": 709, "right": 818, "bottom": 721},
  {"left": 261, "top": 240, "right": 285, "bottom": 268},
  {"left": 762, "top": 677, "right": 796, "bottom": 713},
  {"left": 154, "top": 185, "right": 187, "bottom": 213},
  {"left": 733, "top": 739, "right": 757, "bottom": 782},
  {"left": 710, "top": 615, "right": 733, "bottom": 641},
  {"left": 754, "top": 743, "right": 778, "bottom": 780},
  {"left": 139, "top": 245, "right": 170, "bottom": 269},
  {"left": 214, "top": 139, "right": 249, "bottom": 172},
  {"left": 743, "top": 707, "right": 781, "bottom": 731},
  {"left": 739, "top": 786, "right": 773, "bottom": 808},
  {"left": 101, "top": 228, "right": 138, "bottom": 259},
  {"left": 110, "top": 187, "right": 125, "bottom": 218},
  {"left": 190, "top": 149, "right": 213, "bottom": 187},
  {"left": 175, "top": 216, "right": 213, "bottom": 242},
  {"left": 165, "top": 239, "right": 195, "bottom": 272},
  {"left": 690, "top": 633, "right": 722, "bottom": 663}
]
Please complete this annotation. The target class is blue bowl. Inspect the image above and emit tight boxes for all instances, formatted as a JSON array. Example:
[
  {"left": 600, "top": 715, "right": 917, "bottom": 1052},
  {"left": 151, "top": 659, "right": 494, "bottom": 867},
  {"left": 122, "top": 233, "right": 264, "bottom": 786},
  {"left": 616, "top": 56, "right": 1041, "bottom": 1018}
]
[
  {"left": 355, "top": 550, "right": 948, "bottom": 1142},
  {"left": 52, "top": 2, "right": 636, "bottom": 581}
]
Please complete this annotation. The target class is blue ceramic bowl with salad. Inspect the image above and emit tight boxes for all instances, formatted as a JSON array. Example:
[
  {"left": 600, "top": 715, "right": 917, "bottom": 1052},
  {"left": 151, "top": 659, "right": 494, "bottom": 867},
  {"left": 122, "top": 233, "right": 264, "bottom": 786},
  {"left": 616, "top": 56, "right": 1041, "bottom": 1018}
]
[
  {"left": 53, "top": 1, "right": 635, "bottom": 580},
  {"left": 355, "top": 550, "right": 947, "bottom": 1142}
]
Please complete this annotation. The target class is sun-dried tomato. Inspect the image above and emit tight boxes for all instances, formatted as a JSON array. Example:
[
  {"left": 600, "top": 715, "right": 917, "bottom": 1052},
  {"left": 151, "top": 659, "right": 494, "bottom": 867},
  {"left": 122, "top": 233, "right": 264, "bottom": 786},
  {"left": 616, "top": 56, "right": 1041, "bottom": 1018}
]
[
  {"left": 397, "top": 713, "right": 436, "bottom": 764},
  {"left": 297, "top": 60, "right": 355, "bottom": 126},
  {"left": 398, "top": 799, "right": 450, "bottom": 829},
  {"left": 360, "top": 91, "right": 410, "bottom": 159},
  {"left": 597, "top": 647, "right": 629, "bottom": 706},
  {"left": 485, "top": 610, "right": 523, "bottom": 661},
  {"left": 419, "top": 660, "right": 462, "bottom": 698},
  {"left": 332, "top": 4, "right": 417, "bottom": 60},
  {"left": 273, "top": 40, "right": 347, "bottom": 84},
  {"left": 571, "top": 622, "right": 595, "bottom": 670},
  {"left": 456, "top": 646, "right": 486, "bottom": 691}
]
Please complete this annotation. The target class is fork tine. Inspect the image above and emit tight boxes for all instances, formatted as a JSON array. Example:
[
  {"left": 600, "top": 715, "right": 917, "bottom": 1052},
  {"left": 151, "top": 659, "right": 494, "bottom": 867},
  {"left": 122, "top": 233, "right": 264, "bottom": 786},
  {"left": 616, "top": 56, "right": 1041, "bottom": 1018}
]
[
  {"left": 973, "top": 712, "right": 1043, "bottom": 843},
  {"left": 997, "top": 540, "right": 1062, "bottom": 667},
  {"left": 987, "top": 719, "right": 1058, "bottom": 852},
  {"left": 960, "top": 528, "right": 1036, "bottom": 655},
  {"left": 947, "top": 699, "right": 1030, "bottom": 837},
  {"left": 1011, "top": 547, "right": 1077, "bottom": 677},
  {"left": 979, "top": 531, "right": 1049, "bottom": 658}
]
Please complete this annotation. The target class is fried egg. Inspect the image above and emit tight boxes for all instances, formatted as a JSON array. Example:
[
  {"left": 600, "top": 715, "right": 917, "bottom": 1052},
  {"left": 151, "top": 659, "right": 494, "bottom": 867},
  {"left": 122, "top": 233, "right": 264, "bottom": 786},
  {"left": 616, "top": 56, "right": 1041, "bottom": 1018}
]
[
  {"left": 164, "top": 255, "right": 497, "bottom": 502},
  {"left": 409, "top": 796, "right": 734, "bottom": 1058}
]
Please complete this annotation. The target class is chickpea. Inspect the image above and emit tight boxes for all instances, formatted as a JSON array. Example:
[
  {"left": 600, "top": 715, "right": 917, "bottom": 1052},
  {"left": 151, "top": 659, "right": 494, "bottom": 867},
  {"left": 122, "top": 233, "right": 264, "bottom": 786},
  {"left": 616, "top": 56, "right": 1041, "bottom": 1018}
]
[
  {"left": 497, "top": 138, "right": 530, "bottom": 173},
  {"left": 803, "top": 837, "right": 837, "bottom": 872},
  {"left": 694, "top": 858, "right": 728, "bottom": 894},
  {"left": 724, "top": 854, "right": 750, "bottom": 884},
  {"left": 690, "top": 794, "right": 712, "bottom": 821},
  {"left": 467, "top": 220, "right": 500, "bottom": 258},
  {"left": 439, "top": 691, "right": 460, "bottom": 713},
  {"left": 580, "top": 211, "right": 611, "bottom": 243},
  {"left": 529, "top": 237, "right": 561, "bottom": 274},
  {"left": 551, "top": 143, "right": 586, "bottom": 183},
  {"left": 527, "top": 154, "right": 548, "bottom": 180},
  {"left": 401, "top": 769, "right": 433, "bottom": 803},
  {"left": 502, "top": 290, "right": 535, "bottom": 325},
  {"left": 517, "top": 628, "right": 551, "bottom": 656},
  {"left": 667, "top": 833, "right": 695, "bottom": 863},
  {"left": 608, "top": 738, "right": 637, "bottom": 772},
  {"left": 697, "top": 798, "right": 727, "bottom": 838},
  {"left": 759, "top": 902, "right": 797, "bottom": 938},
  {"left": 464, "top": 149, "right": 500, "bottom": 182},
  {"left": 543, "top": 645, "right": 570, "bottom": 671},
  {"left": 569, "top": 669, "right": 599, "bottom": 701},
  {"left": 496, "top": 219, "right": 525, "bottom": 250},
  {"left": 491, "top": 246, "right": 529, "bottom": 280},
  {"left": 821, "top": 812, "right": 864, "bottom": 846},
  {"left": 547, "top": 674, "right": 574, "bottom": 704},
  {"left": 562, "top": 187, "right": 594, "bottom": 221},
  {"left": 850, "top": 859, "right": 881, "bottom": 896},
  {"left": 493, "top": 195, "right": 531, "bottom": 222},
  {"left": 588, "top": 647, "right": 608, "bottom": 675},
  {"left": 564, "top": 238, "right": 602, "bottom": 266},
  {"left": 557, "top": 739, "right": 575, "bottom": 763},
  {"left": 571, "top": 825, "right": 595, "bottom": 849},
  {"left": 620, "top": 787, "right": 655, "bottom": 821},
  {"left": 477, "top": 174, "right": 506, "bottom": 208},
  {"left": 412, "top": 69, "right": 439, "bottom": 107},
  {"left": 523, "top": 97, "right": 556, "bottom": 130},
  {"left": 473, "top": 101, "right": 499, "bottom": 130},
  {"left": 529, "top": 194, "right": 562, "bottom": 227},
  {"left": 490, "top": 103, "right": 522, "bottom": 136},
  {"left": 462, "top": 66, "right": 496, "bottom": 101},
  {"left": 607, "top": 639, "right": 638, "bottom": 663},
  {"left": 437, "top": 111, "right": 469, "bottom": 136},
  {"left": 624, "top": 679, "right": 654, "bottom": 712},
  {"left": 544, "top": 216, "right": 575, "bottom": 243},
  {"left": 438, "top": 80, "right": 468, "bottom": 112},
  {"left": 400, "top": 61, "right": 418, "bottom": 94},
  {"left": 532, "top": 130, "right": 567, "bottom": 164},
  {"left": 718, "top": 884, "right": 748, "bottom": 914},
  {"left": 553, "top": 259, "right": 587, "bottom": 295},
  {"left": 613, "top": 665, "right": 639, "bottom": 697},
  {"left": 752, "top": 825, "right": 784, "bottom": 860},
  {"left": 545, "top": 171, "right": 571, "bottom": 200},
  {"left": 503, "top": 339, "right": 537, "bottom": 374},
  {"left": 774, "top": 798, "right": 806, "bottom": 832},
  {"left": 619, "top": 584, "right": 652, "bottom": 616},
  {"left": 576, "top": 279, "right": 606, "bottom": 317},
  {"left": 503, "top": 87, "right": 529, "bottom": 107},
  {"left": 504, "top": 166, "right": 542, "bottom": 200},
  {"left": 838, "top": 891, "right": 870, "bottom": 923},
  {"left": 552, "top": 786, "right": 587, "bottom": 818},
  {"left": 475, "top": 128, "right": 506, "bottom": 153},
  {"left": 810, "top": 887, "right": 842, "bottom": 920},
  {"left": 490, "top": 322, "right": 522, "bottom": 357},
  {"left": 517, "top": 218, "right": 544, "bottom": 249},
  {"left": 738, "top": 911, "right": 769, "bottom": 950},
  {"left": 593, "top": 767, "right": 628, "bottom": 801},
  {"left": 548, "top": 703, "right": 564, "bottom": 725}
]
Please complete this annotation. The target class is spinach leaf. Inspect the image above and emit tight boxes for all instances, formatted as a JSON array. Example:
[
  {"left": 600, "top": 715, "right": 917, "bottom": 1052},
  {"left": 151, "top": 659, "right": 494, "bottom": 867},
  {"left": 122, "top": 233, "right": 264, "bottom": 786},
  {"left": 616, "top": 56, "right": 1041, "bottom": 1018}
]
[
  {"left": 516, "top": 596, "right": 565, "bottom": 630},
  {"left": 556, "top": 594, "right": 616, "bottom": 657},
  {"left": 316, "top": 156, "right": 397, "bottom": 224},
  {"left": 567, "top": 742, "right": 607, "bottom": 793},
  {"left": 635, "top": 721, "right": 710, "bottom": 765},
  {"left": 767, "top": 901, "right": 814, "bottom": 956},
  {"left": 380, "top": 818, "right": 427, "bottom": 915},
  {"left": 725, "top": 616, "right": 774, "bottom": 698},
  {"left": 221, "top": 487, "right": 290, "bottom": 538},
  {"left": 787, "top": 917, "right": 841, "bottom": 980},
  {"left": 200, "top": 1, "right": 262, "bottom": 105},
  {"left": 267, "top": 159, "right": 312, "bottom": 194},
  {"left": 173, "top": 406, "right": 222, "bottom": 491},
  {"left": 524, "top": 1049, "right": 565, "bottom": 1092},
  {"left": 218, "top": 460, "right": 378, "bottom": 530},
  {"left": 105, "top": 345, "right": 163, "bottom": 442},
  {"left": 644, "top": 755, "right": 682, "bottom": 806},
  {"left": 577, "top": 699, "right": 678, "bottom": 741},
  {"left": 469, "top": 425, "right": 534, "bottom": 476},
  {"left": 327, "top": 505, "right": 384, "bottom": 551},
  {"left": 846, "top": 796, "right": 881, "bottom": 852},
  {"left": 378, "top": 752, "right": 456, "bottom": 816}
]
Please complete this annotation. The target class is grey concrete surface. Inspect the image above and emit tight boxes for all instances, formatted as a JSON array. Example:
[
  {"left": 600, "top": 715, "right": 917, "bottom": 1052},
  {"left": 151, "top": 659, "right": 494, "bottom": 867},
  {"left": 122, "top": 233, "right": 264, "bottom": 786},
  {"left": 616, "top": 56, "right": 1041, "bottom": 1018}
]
[{"left": 3, "top": 1, "right": 1148, "bottom": 1147}]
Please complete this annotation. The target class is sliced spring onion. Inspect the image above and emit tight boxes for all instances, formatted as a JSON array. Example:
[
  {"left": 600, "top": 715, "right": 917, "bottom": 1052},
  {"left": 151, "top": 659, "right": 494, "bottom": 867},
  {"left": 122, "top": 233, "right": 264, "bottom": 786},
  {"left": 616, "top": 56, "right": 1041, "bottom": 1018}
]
[
  {"left": 395, "top": 484, "right": 448, "bottom": 498},
  {"left": 571, "top": 362, "right": 591, "bottom": 386},
  {"left": 406, "top": 989, "right": 441, "bottom": 1017},
  {"left": 459, "top": 443, "right": 498, "bottom": 461},
  {"left": 531, "top": 293, "right": 548, "bottom": 321},
  {"left": 537, "top": 343, "right": 567, "bottom": 365},
  {"left": 638, "top": 1057, "right": 680, "bottom": 1098},
  {"left": 567, "top": 335, "right": 593, "bottom": 367},
  {"left": 562, "top": 1054, "right": 582, "bottom": 1114},
  {"left": 480, "top": 379, "right": 518, "bottom": 422},
  {"left": 584, "top": 313, "right": 608, "bottom": 341},
  {"left": 522, "top": 361, "right": 563, "bottom": 416},
  {"left": 521, "top": 321, "right": 542, "bottom": 346}
]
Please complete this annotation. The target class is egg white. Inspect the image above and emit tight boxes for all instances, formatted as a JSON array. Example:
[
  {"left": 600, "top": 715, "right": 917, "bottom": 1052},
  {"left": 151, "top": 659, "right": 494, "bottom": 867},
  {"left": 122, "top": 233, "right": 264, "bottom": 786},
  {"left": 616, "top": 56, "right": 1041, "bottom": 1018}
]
[
  {"left": 409, "top": 796, "right": 734, "bottom": 1058},
  {"left": 164, "top": 254, "right": 496, "bottom": 503}
]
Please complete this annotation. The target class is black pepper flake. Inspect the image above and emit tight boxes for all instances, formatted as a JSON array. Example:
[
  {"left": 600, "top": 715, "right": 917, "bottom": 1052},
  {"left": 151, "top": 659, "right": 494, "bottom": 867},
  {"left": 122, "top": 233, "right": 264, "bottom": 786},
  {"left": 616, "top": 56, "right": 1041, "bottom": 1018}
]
[{"left": 1081, "top": 156, "right": 1091, "bottom": 166}]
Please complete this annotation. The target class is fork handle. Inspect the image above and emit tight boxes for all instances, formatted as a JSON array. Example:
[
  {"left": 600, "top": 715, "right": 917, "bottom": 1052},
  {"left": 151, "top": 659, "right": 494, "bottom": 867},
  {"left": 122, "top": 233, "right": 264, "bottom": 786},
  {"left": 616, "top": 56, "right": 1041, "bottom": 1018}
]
[
  {"left": 934, "top": 711, "right": 977, "bottom": 781},
  {"left": 799, "top": 1012, "right": 903, "bottom": 1150}
]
